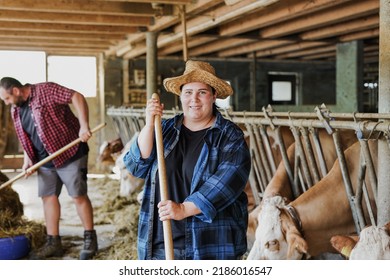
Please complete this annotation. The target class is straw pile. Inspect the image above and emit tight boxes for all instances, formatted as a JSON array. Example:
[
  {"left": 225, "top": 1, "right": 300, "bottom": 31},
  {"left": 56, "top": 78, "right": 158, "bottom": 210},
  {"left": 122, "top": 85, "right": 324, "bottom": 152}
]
[
  {"left": 0, "top": 172, "right": 46, "bottom": 249},
  {"left": 90, "top": 177, "right": 140, "bottom": 260}
]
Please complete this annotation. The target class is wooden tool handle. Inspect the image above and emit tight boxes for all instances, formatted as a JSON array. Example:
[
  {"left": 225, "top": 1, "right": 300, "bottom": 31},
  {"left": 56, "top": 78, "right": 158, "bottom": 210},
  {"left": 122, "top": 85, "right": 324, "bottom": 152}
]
[
  {"left": 152, "top": 93, "right": 174, "bottom": 260},
  {"left": 0, "top": 123, "right": 106, "bottom": 190}
]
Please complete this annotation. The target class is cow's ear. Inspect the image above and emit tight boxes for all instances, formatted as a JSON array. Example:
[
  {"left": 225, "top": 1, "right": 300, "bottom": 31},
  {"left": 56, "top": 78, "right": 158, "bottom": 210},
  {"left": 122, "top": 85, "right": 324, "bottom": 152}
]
[
  {"left": 330, "top": 235, "right": 357, "bottom": 259},
  {"left": 286, "top": 231, "right": 308, "bottom": 259},
  {"left": 383, "top": 222, "right": 390, "bottom": 235},
  {"left": 280, "top": 210, "right": 307, "bottom": 258}
]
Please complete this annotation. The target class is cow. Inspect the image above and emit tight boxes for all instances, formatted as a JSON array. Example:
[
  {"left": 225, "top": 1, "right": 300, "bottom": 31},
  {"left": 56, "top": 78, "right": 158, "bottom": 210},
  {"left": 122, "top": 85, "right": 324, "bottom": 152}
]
[
  {"left": 330, "top": 222, "right": 390, "bottom": 260},
  {"left": 247, "top": 140, "right": 377, "bottom": 260},
  {"left": 113, "top": 133, "right": 145, "bottom": 198},
  {"left": 96, "top": 134, "right": 144, "bottom": 199},
  {"left": 246, "top": 128, "right": 358, "bottom": 251},
  {"left": 97, "top": 138, "right": 124, "bottom": 172}
]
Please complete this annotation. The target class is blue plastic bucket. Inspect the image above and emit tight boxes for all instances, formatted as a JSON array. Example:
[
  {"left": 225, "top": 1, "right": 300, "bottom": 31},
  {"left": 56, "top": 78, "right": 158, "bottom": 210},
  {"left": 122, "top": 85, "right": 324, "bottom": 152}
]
[{"left": 0, "top": 235, "right": 30, "bottom": 260}]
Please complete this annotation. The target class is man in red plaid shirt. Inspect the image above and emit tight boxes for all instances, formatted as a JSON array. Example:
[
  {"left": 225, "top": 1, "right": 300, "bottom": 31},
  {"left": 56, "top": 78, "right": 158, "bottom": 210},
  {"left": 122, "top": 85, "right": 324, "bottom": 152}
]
[{"left": 0, "top": 77, "right": 97, "bottom": 260}]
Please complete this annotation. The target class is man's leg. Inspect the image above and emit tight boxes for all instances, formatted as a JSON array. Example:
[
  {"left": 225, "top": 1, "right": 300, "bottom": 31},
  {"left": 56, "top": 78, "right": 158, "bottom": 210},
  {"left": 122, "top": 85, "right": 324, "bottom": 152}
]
[
  {"left": 73, "top": 194, "right": 94, "bottom": 230},
  {"left": 73, "top": 194, "right": 98, "bottom": 260},
  {"left": 29, "top": 169, "right": 64, "bottom": 260},
  {"left": 59, "top": 155, "right": 98, "bottom": 259},
  {"left": 43, "top": 195, "right": 61, "bottom": 235}
]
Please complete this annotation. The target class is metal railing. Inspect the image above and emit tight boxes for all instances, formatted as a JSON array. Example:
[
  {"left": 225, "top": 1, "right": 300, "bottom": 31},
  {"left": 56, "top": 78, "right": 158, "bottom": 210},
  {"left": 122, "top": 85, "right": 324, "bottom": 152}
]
[{"left": 107, "top": 104, "right": 390, "bottom": 233}]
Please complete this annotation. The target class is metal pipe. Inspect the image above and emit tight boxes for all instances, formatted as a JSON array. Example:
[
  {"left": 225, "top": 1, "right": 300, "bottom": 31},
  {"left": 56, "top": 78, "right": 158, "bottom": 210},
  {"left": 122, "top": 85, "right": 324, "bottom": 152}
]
[
  {"left": 300, "top": 127, "right": 320, "bottom": 184},
  {"left": 253, "top": 125, "right": 273, "bottom": 182},
  {"left": 355, "top": 152, "right": 367, "bottom": 229},
  {"left": 360, "top": 140, "right": 378, "bottom": 202},
  {"left": 248, "top": 163, "right": 261, "bottom": 206},
  {"left": 332, "top": 131, "right": 363, "bottom": 233},
  {"left": 246, "top": 124, "right": 268, "bottom": 189},
  {"left": 252, "top": 156, "right": 265, "bottom": 193},
  {"left": 259, "top": 125, "right": 277, "bottom": 173},
  {"left": 276, "top": 127, "right": 298, "bottom": 198},
  {"left": 309, "top": 127, "right": 328, "bottom": 178},
  {"left": 290, "top": 126, "right": 313, "bottom": 188}
]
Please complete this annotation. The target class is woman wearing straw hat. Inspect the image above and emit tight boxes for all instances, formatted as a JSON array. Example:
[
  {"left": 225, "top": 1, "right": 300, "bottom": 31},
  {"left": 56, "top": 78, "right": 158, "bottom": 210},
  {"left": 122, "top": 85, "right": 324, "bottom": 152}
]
[{"left": 124, "top": 60, "right": 251, "bottom": 260}]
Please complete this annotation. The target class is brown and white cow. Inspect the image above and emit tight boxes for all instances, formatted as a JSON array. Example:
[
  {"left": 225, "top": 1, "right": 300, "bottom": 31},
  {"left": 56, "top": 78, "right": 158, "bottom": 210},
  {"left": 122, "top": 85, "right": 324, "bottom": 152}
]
[
  {"left": 247, "top": 140, "right": 377, "bottom": 260},
  {"left": 97, "top": 138, "right": 124, "bottom": 172},
  {"left": 114, "top": 133, "right": 145, "bottom": 198},
  {"left": 246, "top": 129, "right": 358, "bottom": 250},
  {"left": 331, "top": 222, "right": 390, "bottom": 260},
  {"left": 97, "top": 134, "right": 144, "bottom": 199}
]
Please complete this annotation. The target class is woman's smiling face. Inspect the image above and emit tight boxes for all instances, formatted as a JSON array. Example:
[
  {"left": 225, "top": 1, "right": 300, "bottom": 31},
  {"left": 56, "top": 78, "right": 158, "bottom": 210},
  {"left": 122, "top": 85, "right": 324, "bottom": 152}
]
[{"left": 180, "top": 82, "right": 216, "bottom": 122}]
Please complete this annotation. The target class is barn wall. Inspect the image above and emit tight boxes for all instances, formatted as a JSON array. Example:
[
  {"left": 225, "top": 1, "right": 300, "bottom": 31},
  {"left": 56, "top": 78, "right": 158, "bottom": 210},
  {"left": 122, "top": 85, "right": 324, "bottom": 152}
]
[
  {"left": 336, "top": 41, "right": 364, "bottom": 113},
  {"left": 115, "top": 57, "right": 337, "bottom": 113},
  {"left": 104, "top": 57, "right": 123, "bottom": 108},
  {"left": 256, "top": 60, "right": 336, "bottom": 109}
]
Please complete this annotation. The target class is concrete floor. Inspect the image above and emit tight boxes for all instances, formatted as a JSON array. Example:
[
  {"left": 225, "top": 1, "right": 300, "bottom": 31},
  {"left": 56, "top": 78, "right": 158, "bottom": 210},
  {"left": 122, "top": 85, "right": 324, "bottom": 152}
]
[{"left": 5, "top": 170, "right": 116, "bottom": 260}]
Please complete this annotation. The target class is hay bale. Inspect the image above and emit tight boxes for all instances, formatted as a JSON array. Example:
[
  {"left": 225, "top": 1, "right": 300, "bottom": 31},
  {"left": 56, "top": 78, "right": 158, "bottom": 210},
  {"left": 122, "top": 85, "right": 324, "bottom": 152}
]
[
  {"left": 0, "top": 186, "right": 24, "bottom": 225},
  {"left": 0, "top": 171, "right": 46, "bottom": 250},
  {"left": 0, "top": 173, "right": 24, "bottom": 228}
]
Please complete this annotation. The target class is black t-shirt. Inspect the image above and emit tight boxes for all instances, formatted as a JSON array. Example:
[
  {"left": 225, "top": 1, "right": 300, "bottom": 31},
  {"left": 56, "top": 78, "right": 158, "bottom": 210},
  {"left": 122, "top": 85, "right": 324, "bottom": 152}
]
[{"left": 153, "top": 125, "right": 208, "bottom": 249}]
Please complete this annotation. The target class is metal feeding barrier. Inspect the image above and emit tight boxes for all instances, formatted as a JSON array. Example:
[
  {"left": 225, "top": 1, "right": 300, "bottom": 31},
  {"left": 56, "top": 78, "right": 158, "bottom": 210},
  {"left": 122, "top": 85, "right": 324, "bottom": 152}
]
[{"left": 107, "top": 104, "right": 390, "bottom": 234}]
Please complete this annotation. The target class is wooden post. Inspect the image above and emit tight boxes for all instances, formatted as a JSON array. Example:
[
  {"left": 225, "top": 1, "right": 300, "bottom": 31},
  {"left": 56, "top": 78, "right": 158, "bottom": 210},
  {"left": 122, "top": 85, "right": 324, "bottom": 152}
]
[
  {"left": 180, "top": 5, "right": 188, "bottom": 62},
  {"left": 377, "top": 0, "right": 390, "bottom": 226}
]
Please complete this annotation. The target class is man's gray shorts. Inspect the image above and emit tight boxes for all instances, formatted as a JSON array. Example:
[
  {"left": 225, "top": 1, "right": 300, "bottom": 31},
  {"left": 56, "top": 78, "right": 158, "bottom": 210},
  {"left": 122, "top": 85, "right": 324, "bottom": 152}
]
[{"left": 37, "top": 155, "right": 88, "bottom": 197}]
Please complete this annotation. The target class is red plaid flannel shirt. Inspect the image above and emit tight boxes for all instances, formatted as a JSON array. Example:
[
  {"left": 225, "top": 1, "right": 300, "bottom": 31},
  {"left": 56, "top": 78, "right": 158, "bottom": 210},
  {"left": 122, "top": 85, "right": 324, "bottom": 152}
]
[{"left": 12, "top": 82, "right": 81, "bottom": 168}]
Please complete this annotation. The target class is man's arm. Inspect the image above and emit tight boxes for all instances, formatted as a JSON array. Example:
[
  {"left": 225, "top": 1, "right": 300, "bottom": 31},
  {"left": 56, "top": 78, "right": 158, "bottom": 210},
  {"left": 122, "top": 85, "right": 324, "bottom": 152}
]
[{"left": 71, "top": 91, "right": 91, "bottom": 142}]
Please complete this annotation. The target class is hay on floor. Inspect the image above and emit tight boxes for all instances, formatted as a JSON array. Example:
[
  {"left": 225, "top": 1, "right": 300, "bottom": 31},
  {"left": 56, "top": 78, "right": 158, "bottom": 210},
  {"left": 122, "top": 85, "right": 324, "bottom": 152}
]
[
  {"left": 89, "top": 177, "right": 140, "bottom": 260},
  {"left": 0, "top": 172, "right": 46, "bottom": 250}
]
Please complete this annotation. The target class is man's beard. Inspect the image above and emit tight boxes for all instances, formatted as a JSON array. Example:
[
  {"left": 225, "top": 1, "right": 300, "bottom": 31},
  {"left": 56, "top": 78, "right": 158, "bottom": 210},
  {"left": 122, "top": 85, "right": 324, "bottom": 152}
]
[{"left": 14, "top": 96, "right": 26, "bottom": 107}]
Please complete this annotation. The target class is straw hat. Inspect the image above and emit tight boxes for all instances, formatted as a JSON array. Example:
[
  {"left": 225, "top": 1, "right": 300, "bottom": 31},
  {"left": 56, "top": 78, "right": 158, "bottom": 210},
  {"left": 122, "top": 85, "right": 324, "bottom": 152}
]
[{"left": 163, "top": 60, "right": 233, "bottom": 99}]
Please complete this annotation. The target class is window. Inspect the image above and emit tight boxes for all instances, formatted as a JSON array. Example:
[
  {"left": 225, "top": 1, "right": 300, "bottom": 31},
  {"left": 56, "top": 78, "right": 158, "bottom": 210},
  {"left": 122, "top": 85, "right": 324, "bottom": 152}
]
[
  {"left": 48, "top": 56, "right": 97, "bottom": 97},
  {"left": 0, "top": 52, "right": 97, "bottom": 98},
  {"left": 0, "top": 51, "right": 46, "bottom": 83},
  {"left": 268, "top": 72, "right": 297, "bottom": 105}
]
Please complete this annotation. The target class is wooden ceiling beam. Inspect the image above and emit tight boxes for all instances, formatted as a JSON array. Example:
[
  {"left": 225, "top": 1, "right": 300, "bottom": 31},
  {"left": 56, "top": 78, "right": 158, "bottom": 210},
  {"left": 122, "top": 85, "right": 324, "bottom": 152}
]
[
  {"left": 219, "top": 0, "right": 354, "bottom": 36},
  {"left": 301, "top": 51, "right": 336, "bottom": 60},
  {"left": 260, "top": 0, "right": 379, "bottom": 38},
  {"left": 94, "top": 0, "right": 192, "bottom": 4},
  {"left": 0, "top": 38, "right": 112, "bottom": 48},
  {"left": 217, "top": 39, "right": 293, "bottom": 57},
  {"left": 174, "top": 0, "right": 279, "bottom": 35},
  {"left": 0, "top": 9, "right": 152, "bottom": 26},
  {"left": 154, "top": 0, "right": 279, "bottom": 55},
  {"left": 106, "top": 0, "right": 223, "bottom": 57},
  {"left": 300, "top": 14, "right": 379, "bottom": 40},
  {"left": 0, "top": 0, "right": 172, "bottom": 16},
  {"left": 159, "top": 36, "right": 218, "bottom": 55},
  {"left": 275, "top": 45, "right": 336, "bottom": 59},
  {"left": 123, "top": 42, "right": 147, "bottom": 59},
  {"left": 0, "top": 30, "right": 124, "bottom": 41},
  {"left": 339, "top": 28, "right": 379, "bottom": 42},
  {"left": 255, "top": 41, "right": 330, "bottom": 57},
  {"left": 0, "top": 21, "right": 138, "bottom": 34},
  {"left": 190, "top": 37, "right": 257, "bottom": 56},
  {"left": 0, "top": 45, "right": 103, "bottom": 55}
]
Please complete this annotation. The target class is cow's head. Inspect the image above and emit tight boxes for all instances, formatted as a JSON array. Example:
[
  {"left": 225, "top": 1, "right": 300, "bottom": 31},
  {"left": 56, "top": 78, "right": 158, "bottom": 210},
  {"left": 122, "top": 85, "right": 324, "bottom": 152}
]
[
  {"left": 247, "top": 195, "right": 308, "bottom": 260},
  {"left": 331, "top": 222, "right": 390, "bottom": 260}
]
